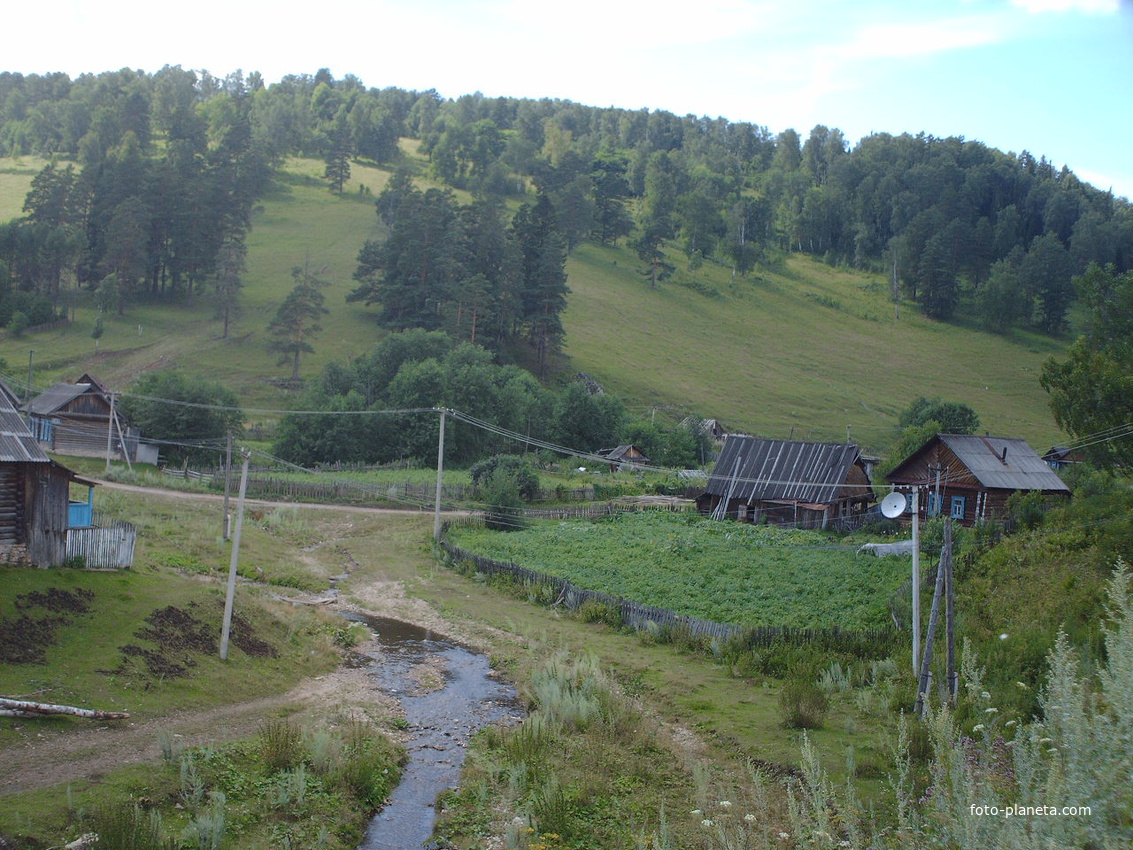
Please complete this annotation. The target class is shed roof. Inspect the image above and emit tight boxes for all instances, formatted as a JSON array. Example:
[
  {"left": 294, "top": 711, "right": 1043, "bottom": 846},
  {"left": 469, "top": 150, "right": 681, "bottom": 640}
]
[
  {"left": 704, "top": 436, "right": 867, "bottom": 505},
  {"left": 890, "top": 434, "right": 1069, "bottom": 493},
  {"left": 23, "top": 382, "right": 98, "bottom": 416},
  {"left": 0, "top": 379, "right": 50, "bottom": 463}
]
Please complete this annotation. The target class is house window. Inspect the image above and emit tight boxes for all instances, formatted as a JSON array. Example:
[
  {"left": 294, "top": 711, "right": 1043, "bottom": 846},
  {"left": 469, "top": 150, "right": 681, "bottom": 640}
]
[
  {"left": 927, "top": 493, "right": 943, "bottom": 516},
  {"left": 950, "top": 496, "right": 967, "bottom": 520}
]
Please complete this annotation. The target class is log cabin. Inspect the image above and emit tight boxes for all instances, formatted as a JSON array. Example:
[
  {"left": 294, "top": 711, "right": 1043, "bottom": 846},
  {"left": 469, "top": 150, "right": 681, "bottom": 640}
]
[{"left": 885, "top": 433, "right": 1070, "bottom": 526}]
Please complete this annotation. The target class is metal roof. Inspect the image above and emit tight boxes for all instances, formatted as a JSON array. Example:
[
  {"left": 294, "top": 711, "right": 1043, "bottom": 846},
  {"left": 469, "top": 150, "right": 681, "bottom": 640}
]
[
  {"left": 938, "top": 434, "right": 1069, "bottom": 492},
  {"left": 704, "top": 436, "right": 865, "bottom": 505},
  {"left": 23, "top": 382, "right": 95, "bottom": 416},
  {"left": 0, "top": 380, "right": 50, "bottom": 463}
]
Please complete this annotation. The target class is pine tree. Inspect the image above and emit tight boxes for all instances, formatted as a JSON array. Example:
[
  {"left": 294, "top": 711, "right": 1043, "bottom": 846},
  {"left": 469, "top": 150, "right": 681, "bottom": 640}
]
[{"left": 267, "top": 263, "right": 330, "bottom": 381}]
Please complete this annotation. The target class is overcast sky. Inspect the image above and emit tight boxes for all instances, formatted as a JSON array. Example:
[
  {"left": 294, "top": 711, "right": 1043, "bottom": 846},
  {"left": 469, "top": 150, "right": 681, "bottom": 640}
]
[{"left": 11, "top": 0, "right": 1133, "bottom": 198}]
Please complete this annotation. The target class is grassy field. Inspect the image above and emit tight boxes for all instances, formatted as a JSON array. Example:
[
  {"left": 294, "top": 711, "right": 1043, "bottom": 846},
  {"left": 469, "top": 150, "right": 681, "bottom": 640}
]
[{"left": 0, "top": 151, "right": 1069, "bottom": 458}]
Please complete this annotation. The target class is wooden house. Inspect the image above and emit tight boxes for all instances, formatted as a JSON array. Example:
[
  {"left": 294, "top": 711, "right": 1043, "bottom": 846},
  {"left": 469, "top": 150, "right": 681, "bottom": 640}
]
[
  {"left": 1042, "top": 445, "right": 1085, "bottom": 472},
  {"left": 23, "top": 373, "right": 152, "bottom": 463},
  {"left": 696, "top": 436, "right": 874, "bottom": 530},
  {"left": 0, "top": 379, "right": 93, "bottom": 566},
  {"left": 885, "top": 434, "right": 1070, "bottom": 526},
  {"left": 597, "top": 444, "right": 651, "bottom": 472}
]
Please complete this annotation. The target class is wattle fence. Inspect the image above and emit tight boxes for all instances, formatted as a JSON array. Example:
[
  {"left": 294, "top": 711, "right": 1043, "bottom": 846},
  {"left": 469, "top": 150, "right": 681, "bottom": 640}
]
[{"left": 438, "top": 537, "right": 896, "bottom": 650}]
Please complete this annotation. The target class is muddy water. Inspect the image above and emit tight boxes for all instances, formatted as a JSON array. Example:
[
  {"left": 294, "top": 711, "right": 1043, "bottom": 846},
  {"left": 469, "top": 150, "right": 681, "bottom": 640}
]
[{"left": 346, "top": 614, "right": 521, "bottom": 850}]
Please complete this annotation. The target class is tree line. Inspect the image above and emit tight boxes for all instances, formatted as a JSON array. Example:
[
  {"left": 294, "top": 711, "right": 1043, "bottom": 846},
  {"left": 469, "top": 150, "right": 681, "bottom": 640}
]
[{"left": 3, "top": 67, "right": 1131, "bottom": 354}]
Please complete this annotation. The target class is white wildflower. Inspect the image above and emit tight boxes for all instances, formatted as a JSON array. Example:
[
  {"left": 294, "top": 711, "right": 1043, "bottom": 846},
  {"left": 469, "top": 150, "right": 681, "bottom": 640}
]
[
  {"left": 702, "top": 819, "right": 715, "bottom": 828},
  {"left": 745, "top": 813, "right": 757, "bottom": 822},
  {"left": 719, "top": 800, "right": 732, "bottom": 808},
  {"left": 973, "top": 723, "right": 985, "bottom": 732}
]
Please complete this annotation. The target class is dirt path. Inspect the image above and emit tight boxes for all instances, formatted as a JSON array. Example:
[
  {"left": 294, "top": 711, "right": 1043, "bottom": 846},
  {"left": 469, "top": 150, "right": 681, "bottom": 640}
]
[{"left": 0, "top": 488, "right": 466, "bottom": 797}]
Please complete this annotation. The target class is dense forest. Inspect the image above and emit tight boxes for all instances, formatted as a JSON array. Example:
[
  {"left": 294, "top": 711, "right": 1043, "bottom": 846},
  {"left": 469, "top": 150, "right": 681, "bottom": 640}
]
[{"left": 2, "top": 65, "right": 1132, "bottom": 352}]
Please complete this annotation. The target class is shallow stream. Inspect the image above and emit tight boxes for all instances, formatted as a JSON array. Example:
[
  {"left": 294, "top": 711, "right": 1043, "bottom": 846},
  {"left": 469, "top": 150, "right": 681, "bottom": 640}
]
[{"left": 346, "top": 614, "right": 521, "bottom": 850}]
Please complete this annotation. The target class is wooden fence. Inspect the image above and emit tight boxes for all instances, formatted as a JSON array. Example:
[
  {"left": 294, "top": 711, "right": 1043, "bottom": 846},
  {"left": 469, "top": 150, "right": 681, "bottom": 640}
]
[
  {"left": 66, "top": 519, "right": 137, "bottom": 569},
  {"left": 439, "top": 538, "right": 895, "bottom": 650}
]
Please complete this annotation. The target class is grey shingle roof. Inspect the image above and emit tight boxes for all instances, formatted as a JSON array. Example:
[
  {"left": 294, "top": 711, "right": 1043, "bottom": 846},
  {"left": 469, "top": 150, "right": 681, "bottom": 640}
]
[
  {"left": 705, "top": 436, "right": 865, "bottom": 505},
  {"left": 0, "top": 379, "right": 49, "bottom": 463},
  {"left": 23, "top": 382, "right": 93, "bottom": 416},
  {"left": 939, "top": 434, "right": 1069, "bottom": 492}
]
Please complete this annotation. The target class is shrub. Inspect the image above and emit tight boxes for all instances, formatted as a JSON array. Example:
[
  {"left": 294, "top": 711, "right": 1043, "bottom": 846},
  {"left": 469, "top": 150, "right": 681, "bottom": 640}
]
[
  {"left": 778, "top": 679, "right": 828, "bottom": 729},
  {"left": 259, "top": 718, "right": 303, "bottom": 771}
]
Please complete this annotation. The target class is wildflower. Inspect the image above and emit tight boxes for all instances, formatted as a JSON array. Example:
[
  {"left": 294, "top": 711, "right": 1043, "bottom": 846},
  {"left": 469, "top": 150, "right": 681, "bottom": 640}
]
[
  {"left": 980, "top": 690, "right": 991, "bottom": 700},
  {"left": 1016, "top": 681, "right": 1029, "bottom": 690},
  {"left": 1040, "top": 737, "right": 1053, "bottom": 744},
  {"left": 702, "top": 819, "right": 715, "bottom": 828},
  {"left": 719, "top": 800, "right": 732, "bottom": 808},
  {"left": 973, "top": 724, "right": 985, "bottom": 732},
  {"left": 984, "top": 707, "right": 998, "bottom": 714},
  {"left": 779, "top": 833, "right": 791, "bottom": 840},
  {"left": 745, "top": 814, "right": 757, "bottom": 822},
  {"left": 999, "top": 633, "right": 1009, "bottom": 640},
  {"left": 690, "top": 809, "right": 702, "bottom": 816},
  {"left": 1005, "top": 719, "right": 1016, "bottom": 727}
]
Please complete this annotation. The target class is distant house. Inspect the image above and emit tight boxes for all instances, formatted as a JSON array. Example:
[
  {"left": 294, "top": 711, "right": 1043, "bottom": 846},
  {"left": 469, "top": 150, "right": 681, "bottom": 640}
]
[
  {"left": 1042, "top": 446, "right": 1085, "bottom": 472},
  {"left": 885, "top": 434, "right": 1070, "bottom": 526},
  {"left": 696, "top": 436, "right": 874, "bottom": 530},
  {"left": 597, "top": 444, "right": 651, "bottom": 472},
  {"left": 23, "top": 373, "right": 156, "bottom": 464}
]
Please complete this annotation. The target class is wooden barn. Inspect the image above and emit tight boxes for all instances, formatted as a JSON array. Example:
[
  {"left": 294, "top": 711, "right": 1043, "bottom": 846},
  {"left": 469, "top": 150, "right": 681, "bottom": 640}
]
[
  {"left": 0, "top": 380, "right": 91, "bottom": 566},
  {"left": 696, "top": 436, "right": 874, "bottom": 530},
  {"left": 885, "top": 434, "right": 1070, "bottom": 526}
]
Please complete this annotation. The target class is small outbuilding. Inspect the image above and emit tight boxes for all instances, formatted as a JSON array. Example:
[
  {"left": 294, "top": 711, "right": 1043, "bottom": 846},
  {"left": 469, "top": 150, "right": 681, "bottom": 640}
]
[
  {"left": 885, "top": 433, "right": 1070, "bottom": 526},
  {"left": 696, "top": 435, "right": 874, "bottom": 530},
  {"left": 0, "top": 379, "right": 92, "bottom": 565},
  {"left": 597, "top": 444, "right": 651, "bottom": 472}
]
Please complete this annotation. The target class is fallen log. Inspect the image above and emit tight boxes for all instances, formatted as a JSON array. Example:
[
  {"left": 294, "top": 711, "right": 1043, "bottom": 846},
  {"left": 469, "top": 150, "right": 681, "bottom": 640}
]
[{"left": 0, "top": 697, "right": 129, "bottom": 720}]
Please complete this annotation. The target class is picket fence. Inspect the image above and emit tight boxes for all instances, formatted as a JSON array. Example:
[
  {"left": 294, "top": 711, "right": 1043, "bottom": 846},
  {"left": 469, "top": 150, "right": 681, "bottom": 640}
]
[
  {"left": 439, "top": 538, "right": 895, "bottom": 650},
  {"left": 66, "top": 519, "right": 137, "bottom": 569}
]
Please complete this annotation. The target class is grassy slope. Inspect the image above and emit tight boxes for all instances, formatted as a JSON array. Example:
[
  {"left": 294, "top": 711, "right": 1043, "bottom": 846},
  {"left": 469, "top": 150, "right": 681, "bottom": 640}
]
[
  {"left": 0, "top": 152, "right": 1067, "bottom": 455},
  {"left": 561, "top": 244, "right": 1066, "bottom": 452}
]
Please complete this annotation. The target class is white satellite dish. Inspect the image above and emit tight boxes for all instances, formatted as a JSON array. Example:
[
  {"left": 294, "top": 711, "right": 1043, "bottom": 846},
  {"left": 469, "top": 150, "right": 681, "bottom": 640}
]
[{"left": 880, "top": 491, "right": 908, "bottom": 518}]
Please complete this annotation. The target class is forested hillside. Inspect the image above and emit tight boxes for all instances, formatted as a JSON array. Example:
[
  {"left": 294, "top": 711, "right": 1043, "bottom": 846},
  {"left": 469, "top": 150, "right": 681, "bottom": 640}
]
[{"left": 1, "top": 66, "right": 1129, "bottom": 453}]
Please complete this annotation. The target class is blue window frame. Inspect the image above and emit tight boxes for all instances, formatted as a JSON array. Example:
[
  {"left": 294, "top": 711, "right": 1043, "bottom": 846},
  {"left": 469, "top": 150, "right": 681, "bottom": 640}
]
[{"left": 950, "top": 496, "right": 967, "bottom": 520}]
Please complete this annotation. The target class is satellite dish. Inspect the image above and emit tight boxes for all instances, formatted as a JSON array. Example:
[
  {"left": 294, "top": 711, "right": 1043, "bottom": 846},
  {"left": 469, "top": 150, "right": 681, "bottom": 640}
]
[{"left": 880, "top": 491, "right": 908, "bottom": 518}]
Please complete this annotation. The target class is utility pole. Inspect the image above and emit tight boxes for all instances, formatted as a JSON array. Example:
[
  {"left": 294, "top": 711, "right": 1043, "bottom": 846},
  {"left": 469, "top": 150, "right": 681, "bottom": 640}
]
[
  {"left": 222, "top": 433, "right": 233, "bottom": 541},
  {"left": 916, "top": 519, "right": 950, "bottom": 718},
  {"left": 25, "top": 350, "right": 34, "bottom": 402},
  {"left": 911, "top": 487, "right": 921, "bottom": 676},
  {"left": 433, "top": 408, "right": 446, "bottom": 541},
  {"left": 105, "top": 393, "right": 116, "bottom": 474},
  {"left": 946, "top": 520, "right": 957, "bottom": 703},
  {"left": 219, "top": 450, "right": 251, "bottom": 661}
]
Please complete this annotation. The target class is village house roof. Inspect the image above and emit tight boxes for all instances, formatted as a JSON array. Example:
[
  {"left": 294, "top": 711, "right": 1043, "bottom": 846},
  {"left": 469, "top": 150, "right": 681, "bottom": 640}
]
[
  {"left": 0, "top": 380, "right": 50, "bottom": 463},
  {"left": 704, "top": 436, "right": 868, "bottom": 505},
  {"left": 889, "top": 434, "right": 1070, "bottom": 493},
  {"left": 23, "top": 382, "right": 95, "bottom": 417}
]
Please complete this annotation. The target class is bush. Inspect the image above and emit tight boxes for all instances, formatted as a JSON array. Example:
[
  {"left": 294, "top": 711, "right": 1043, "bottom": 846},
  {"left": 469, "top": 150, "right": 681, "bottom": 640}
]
[{"left": 778, "top": 678, "right": 828, "bottom": 729}]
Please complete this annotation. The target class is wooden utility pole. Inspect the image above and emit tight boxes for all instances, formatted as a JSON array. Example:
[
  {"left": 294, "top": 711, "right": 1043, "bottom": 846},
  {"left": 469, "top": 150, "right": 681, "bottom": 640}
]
[
  {"left": 946, "top": 520, "right": 957, "bottom": 703},
  {"left": 433, "top": 408, "right": 446, "bottom": 541},
  {"left": 105, "top": 393, "right": 116, "bottom": 473},
  {"left": 220, "top": 450, "right": 251, "bottom": 661},
  {"left": 916, "top": 519, "right": 952, "bottom": 718},
  {"left": 911, "top": 487, "right": 921, "bottom": 675}
]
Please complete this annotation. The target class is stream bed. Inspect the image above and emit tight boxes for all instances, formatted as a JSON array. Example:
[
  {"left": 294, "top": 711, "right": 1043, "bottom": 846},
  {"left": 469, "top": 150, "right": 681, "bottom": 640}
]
[{"left": 346, "top": 614, "right": 521, "bottom": 850}]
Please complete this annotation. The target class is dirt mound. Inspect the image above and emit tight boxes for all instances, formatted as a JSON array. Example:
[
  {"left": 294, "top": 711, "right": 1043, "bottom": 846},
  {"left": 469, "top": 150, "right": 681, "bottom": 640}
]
[
  {"left": 107, "top": 603, "right": 278, "bottom": 679},
  {"left": 0, "top": 587, "right": 96, "bottom": 665}
]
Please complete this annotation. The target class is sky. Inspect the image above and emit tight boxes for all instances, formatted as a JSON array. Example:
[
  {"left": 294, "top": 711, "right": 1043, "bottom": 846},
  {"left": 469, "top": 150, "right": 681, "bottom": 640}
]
[{"left": 10, "top": 0, "right": 1133, "bottom": 199}]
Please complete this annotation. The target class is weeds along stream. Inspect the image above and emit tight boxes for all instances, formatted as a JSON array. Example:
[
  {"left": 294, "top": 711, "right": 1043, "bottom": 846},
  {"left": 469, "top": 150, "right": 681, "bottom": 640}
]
[{"left": 344, "top": 613, "right": 522, "bottom": 849}]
